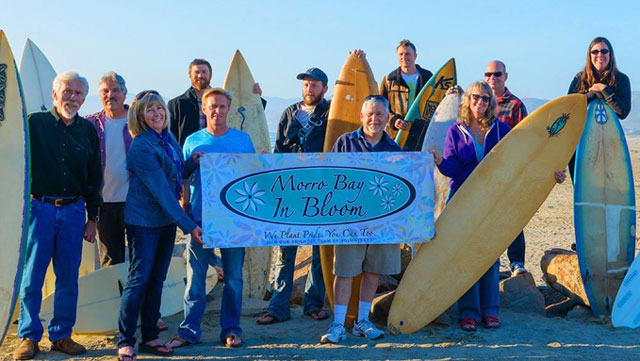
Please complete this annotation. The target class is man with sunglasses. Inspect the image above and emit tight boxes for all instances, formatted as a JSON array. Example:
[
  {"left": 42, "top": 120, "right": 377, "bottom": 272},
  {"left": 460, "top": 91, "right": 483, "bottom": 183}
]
[
  {"left": 380, "top": 39, "right": 433, "bottom": 150},
  {"left": 483, "top": 60, "right": 528, "bottom": 277}
]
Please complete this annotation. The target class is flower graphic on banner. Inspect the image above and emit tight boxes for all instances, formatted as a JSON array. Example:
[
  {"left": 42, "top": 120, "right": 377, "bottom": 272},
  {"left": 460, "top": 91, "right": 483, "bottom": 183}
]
[
  {"left": 368, "top": 176, "right": 388, "bottom": 197},
  {"left": 391, "top": 183, "right": 404, "bottom": 196},
  {"left": 380, "top": 195, "right": 396, "bottom": 210},
  {"left": 234, "top": 182, "right": 265, "bottom": 212}
]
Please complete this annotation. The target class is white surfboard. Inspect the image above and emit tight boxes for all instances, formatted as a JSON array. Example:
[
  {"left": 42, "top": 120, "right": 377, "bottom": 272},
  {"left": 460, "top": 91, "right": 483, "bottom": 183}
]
[
  {"left": 613, "top": 257, "right": 640, "bottom": 328},
  {"left": 18, "top": 38, "right": 56, "bottom": 114},
  {"left": 39, "top": 257, "right": 217, "bottom": 334}
]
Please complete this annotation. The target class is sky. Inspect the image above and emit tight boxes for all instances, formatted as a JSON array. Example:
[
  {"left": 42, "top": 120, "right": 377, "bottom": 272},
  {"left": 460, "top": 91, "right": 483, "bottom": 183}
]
[{"left": 2, "top": 0, "right": 639, "bottom": 108}]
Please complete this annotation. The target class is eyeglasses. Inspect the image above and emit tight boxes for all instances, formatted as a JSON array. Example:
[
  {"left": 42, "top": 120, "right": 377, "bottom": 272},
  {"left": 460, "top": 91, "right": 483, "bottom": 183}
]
[
  {"left": 590, "top": 49, "right": 609, "bottom": 55},
  {"left": 134, "top": 90, "right": 160, "bottom": 101},
  {"left": 484, "top": 72, "right": 503, "bottom": 78},
  {"left": 471, "top": 94, "right": 491, "bottom": 103}
]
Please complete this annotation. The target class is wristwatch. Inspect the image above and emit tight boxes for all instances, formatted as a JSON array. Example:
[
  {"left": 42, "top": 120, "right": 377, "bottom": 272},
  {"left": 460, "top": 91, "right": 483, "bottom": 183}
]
[{"left": 90, "top": 215, "right": 100, "bottom": 223}]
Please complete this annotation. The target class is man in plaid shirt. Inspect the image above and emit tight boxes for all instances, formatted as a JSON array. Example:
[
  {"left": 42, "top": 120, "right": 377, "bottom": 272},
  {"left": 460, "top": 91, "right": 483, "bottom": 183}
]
[{"left": 484, "top": 60, "right": 529, "bottom": 277}]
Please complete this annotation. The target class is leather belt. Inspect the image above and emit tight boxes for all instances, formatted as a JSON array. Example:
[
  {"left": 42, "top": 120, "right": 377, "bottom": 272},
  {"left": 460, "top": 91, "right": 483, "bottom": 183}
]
[{"left": 31, "top": 195, "right": 82, "bottom": 207}]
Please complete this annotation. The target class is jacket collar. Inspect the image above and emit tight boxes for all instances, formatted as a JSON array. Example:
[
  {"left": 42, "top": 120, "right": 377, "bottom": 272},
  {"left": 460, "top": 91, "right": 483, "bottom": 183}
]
[{"left": 386, "top": 64, "right": 427, "bottom": 83}]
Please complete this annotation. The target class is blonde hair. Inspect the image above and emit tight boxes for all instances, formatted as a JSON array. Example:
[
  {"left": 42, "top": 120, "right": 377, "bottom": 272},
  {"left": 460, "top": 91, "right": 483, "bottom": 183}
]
[
  {"left": 202, "top": 87, "right": 232, "bottom": 105},
  {"left": 458, "top": 81, "right": 497, "bottom": 130},
  {"left": 127, "top": 91, "right": 169, "bottom": 136}
]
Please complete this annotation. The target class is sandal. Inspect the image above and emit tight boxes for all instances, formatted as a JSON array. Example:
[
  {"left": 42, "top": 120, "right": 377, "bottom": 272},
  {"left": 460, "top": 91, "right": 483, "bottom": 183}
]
[
  {"left": 167, "top": 336, "right": 201, "bottom": 349},
  {"left": 138, "top": 342, "right": 173, "bottom": 356},
  {"left": 306, "top": 308, "right": 329, "bottom": 321},
  {"left": 460, "top": 318, "right": 477, "bottom": 332},
  {"left": 224, "top": 333, "right": 243, "bottom": 348},
  {"left": 482, "top": 315, "right": 501, "bottom": 329},
  {"left": 256, "top": 313, "right": 283, "bottom": 325}
]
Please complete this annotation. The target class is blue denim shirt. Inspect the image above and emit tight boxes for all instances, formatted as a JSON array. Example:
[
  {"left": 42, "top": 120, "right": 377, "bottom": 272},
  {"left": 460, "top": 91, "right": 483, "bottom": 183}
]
[{"left": 124, "top": 130, "right": 197, "bottom": 233}]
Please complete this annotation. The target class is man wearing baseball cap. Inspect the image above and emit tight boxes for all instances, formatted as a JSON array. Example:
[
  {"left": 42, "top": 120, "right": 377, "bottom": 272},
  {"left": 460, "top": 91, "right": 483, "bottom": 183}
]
[{"left": 256, "top": 65, "right": 331, "bottom": 324}]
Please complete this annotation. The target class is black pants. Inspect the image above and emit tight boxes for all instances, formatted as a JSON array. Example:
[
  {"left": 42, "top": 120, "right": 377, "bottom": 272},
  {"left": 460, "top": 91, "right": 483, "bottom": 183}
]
[{"left": 97, "top": 202, "right": 127, "bottom": 267}]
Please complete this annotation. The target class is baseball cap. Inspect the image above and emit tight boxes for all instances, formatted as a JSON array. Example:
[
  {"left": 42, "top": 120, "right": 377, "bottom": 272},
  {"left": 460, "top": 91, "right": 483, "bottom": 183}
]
[{"left": 296, "top": 67, "right": 328, "bottom": 85}]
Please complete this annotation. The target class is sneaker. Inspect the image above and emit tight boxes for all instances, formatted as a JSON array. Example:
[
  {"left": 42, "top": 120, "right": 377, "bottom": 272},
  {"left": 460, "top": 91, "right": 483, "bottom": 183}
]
[
  {"left": 51, "top": 337, "right": 87, "bottom": 355},
  {"left": 510, "top": 262, "right": 528, "bottom": 276},
  {"left": 13, "top": 338, "right": 39, "bottom": 360},
  {"left": 352, "top": 319, "right": 384, "bottom": 340},
  {"left": 320, "top": 322, "right": 347, "bottom": 344}
]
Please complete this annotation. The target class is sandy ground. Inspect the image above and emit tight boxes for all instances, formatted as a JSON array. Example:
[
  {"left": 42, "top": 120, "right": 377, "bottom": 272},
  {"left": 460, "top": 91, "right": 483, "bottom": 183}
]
[{"left": 1, "top": 136, "right": 639, "bottom": 361}]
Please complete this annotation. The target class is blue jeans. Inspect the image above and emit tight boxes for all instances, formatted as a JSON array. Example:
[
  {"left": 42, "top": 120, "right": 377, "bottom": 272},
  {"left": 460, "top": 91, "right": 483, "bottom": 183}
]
[
  {"left": 117, "top": 224, "right": 175, "bottom": 348},
  {"left": 18, "top": 197, "right": 85, "bottom": 342},
  {"left": 179, "top": 237, "right": 244, "bottom": 342},
  {"left": 458, "top": 260, "right": 500, "bottom": 320},
  {"left": 268, "top": 245, "right": 325, "bottom": 321},
  {"left": 507, "top": 231, "right": 526, "bottom": 265}
]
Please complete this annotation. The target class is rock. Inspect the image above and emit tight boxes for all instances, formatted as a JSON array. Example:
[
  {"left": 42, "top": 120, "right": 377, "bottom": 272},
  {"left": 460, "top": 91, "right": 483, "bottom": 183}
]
[
  {"left": 391, "top": 244, "right": 414, "bottom": 282},
  {"left": 499, "top": 271, "right": 545, "bottom": 314},
  {"left": 377, "top": 274, "right": 399, "bottom": 293},
  {"left": 371, "top": 290, "right": 395, "bottom": 324},
  {"left": 567, "top": 305, "right": 591, "bottom": 319},
  {"left": 290, "top": 246, "right": 313, "bottom": 305},
  {"left": 540, "top": 248, "right": 589, "bottom": 307},
  {"left": 172, "top": 243, "right": 187, "bottom": 258},
  {"left": 431, "top": 305, "right": 457, "bottom": 327}
]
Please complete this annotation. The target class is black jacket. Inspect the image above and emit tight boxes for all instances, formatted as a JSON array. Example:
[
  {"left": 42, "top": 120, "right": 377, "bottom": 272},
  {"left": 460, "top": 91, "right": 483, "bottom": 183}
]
[
  {"left": 274, "top": 99, "right": 330, "bottom": 153},
  {"left": 568, "top": 70, "right": 631, "bottom": 120}
]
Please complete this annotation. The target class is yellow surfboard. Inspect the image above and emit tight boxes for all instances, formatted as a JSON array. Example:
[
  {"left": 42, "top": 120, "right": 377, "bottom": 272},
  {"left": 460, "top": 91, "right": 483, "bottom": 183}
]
[
  {"left": 387, "top": 94, "right": 587, "bottom": 334},
  {"left": 223, "top": 49, "right": 273, "bottom": 299},
  {"left": 320, "top": 53, "right": 378, "bottom": 328}
]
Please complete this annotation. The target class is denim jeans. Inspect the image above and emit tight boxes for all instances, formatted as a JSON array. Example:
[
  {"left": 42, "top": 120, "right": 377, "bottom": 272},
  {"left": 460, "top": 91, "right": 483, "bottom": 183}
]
[
  {"left": 117, "top": 224, "right": 175, "bottom": 348},
  {"left": 268, "top": 245, "right": 325, "bottom": 321},
  {"left": 18, "top": 197, "right": 85, "bottom": 342},
  {"left": 507, "top": 231, "right": 526, "bottom": 265},
  {"left": 458, "top": 260, "right": 500, "bottom": 320},
  {"left": 178, "top": 237, "right": 244, "bottom": 342}
]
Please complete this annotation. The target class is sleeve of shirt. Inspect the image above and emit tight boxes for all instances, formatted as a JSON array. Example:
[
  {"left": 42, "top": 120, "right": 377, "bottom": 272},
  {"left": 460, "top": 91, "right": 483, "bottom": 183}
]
[
  {"left": 380, "top": 76, "right": 401, "bottom": 131},
  {"left": 601, "top": 73, "right": 631, "bottom": 120},
  {"left": 168, "top": 98, "right": 180, "bottom": 143},
  {"left": 274, "top": 110, "right": 289, "bottom": 153},
  {"left": 85, "top": 129, "right": 103, "bottom": 220},
  {"left": 182, "top": 136, "right": 198, "bottom": 178},
  {"left": 331, "top": 135, "right": 344, "bottom": 153},
  {"left": 244, "top": 134, "right": 256, "bottom": 153},
  {"left": 437, "top": 126, "right": 463, "bottom": 178},
  {"left": 129, "top": 144, "right": 196, "bottom": 233},
  {"left": 515, "top": 101, "right": 528, "bottom": 124}
]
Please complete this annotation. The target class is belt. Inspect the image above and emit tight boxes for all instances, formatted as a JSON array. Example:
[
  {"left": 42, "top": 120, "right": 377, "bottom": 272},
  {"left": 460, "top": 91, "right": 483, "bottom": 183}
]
[{"left": 31, "top": 195, "right": 82, "bottom": 207}]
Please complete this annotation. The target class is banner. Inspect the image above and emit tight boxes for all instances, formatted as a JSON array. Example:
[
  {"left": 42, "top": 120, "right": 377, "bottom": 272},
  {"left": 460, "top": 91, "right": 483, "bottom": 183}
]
[{"left": 201, "top": 152, "right": 435, "bottom": 248}]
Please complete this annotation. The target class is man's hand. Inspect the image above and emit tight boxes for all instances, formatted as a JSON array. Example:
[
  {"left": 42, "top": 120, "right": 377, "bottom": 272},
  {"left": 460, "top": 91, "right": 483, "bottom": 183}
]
[
  {"left": 394, "top": 119, "right": 409, "bottom": 130},
  {"left": 349, "top": 49, "right": 366, "bottom": 58},
  {"left": 446, "top": 85, "right": 463, "bottom": 95},
  {"left": 191, "top": 226, "right": 204, "bottom": 245},
  {"left": 253, "top": 83, "right": 262, "bottom": 96},
  {"left": 84, "top": 220, "right": 97, "bottom": 242},
  {"left": 192, "top": 151, "right": 205, "bottom": 165},
  {"left": 554, "top": 169, "right": 567, "bottom": 184}
]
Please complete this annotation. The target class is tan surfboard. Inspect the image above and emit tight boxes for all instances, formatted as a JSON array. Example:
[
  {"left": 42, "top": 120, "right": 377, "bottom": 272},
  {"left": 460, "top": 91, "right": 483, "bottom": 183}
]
[
  {"left": 320, "top": 53, "right": 378, "bottom": 328},
  {"left": 387, "top": 94, "right": 587, "bottom": 334},
  {"left": 223, "top": 49, "right": 273, "bottom": 299}
]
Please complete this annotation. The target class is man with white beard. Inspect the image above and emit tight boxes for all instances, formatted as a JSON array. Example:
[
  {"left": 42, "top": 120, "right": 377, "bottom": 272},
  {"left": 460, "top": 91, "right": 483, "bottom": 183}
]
[{"left": 14, "top": 72, "right": 102, "bottom": 360}]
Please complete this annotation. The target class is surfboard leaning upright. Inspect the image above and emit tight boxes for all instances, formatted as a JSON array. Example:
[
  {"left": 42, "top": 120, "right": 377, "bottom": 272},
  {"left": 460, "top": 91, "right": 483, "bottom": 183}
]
[
  {"left": 387, "top": 94, "right": 587, "bottom": 334},
  {"left": 574, "top": 99, "right": 636, "bottom": 318},
  {"left": 320, "top": 53, "right": 378, "bottom": 327},
  {"left": 18, "top": 38, "right": 56, "bottom": 114},
  {"left": 0, "top": 30, "right": 30, "bottom": 345},
  {"left": 223, "top": 49, "right": 273, "bottom": 299}
]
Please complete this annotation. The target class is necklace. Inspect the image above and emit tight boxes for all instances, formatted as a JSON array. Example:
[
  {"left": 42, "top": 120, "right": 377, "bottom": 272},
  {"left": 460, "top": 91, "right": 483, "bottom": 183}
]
[{"left": 470, "top": 126, "right": 485, "bottom": 143}]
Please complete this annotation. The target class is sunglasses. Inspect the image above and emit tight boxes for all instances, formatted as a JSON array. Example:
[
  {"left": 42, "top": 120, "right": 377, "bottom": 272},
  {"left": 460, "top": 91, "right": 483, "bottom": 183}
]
[
  {"left": 134, "top": 90, "right": 160, "bottom": 101},
  {"left": 471, "top": 94, "right": 491, "bottom": 103},
  {"left": 590, "top": 49, "right": 609, "bottom": 55},
  {"left": 484, "top": 72, "right": 503, "bottom": 78}
]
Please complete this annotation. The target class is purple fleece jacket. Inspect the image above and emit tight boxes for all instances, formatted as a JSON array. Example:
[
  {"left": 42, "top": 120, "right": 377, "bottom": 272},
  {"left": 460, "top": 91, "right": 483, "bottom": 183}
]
[{"left": 437, "top": 119, "right": 511, "bottom": 193}]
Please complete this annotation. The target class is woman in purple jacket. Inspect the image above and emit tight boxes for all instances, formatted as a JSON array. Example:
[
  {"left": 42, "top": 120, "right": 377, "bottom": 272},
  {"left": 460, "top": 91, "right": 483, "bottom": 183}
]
[{"left": 430, "top": 81, "right": 566, "bottom": 332}]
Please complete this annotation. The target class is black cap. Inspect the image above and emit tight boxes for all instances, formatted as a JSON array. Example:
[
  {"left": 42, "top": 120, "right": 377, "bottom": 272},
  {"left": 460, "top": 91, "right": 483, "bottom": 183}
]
[{"left": 296, "top": 67, "right": 328, "bottom": 85}]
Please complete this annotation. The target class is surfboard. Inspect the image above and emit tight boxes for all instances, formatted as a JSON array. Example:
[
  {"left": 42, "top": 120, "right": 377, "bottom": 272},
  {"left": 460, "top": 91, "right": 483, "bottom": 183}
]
[
  {"left": 18, "top": 38, "right": 56, "bottom": 114},
  {"left": 322, "top": 53, "right": 378, "bottom": 152},
  {"left": 0, "top": 30, "right": 30, "bottom": 346},
  {"left": 39, "top": 257, "right": 218, "bottom": 334},
  {"left": 421, "top": 92, "right": 461, "bottom": 219},
  {"left": 574, "top": 99, "right": 636, "bottom": 318},
  {"left": 222, "top": 50, "right": 273, "bottom": 300},
  {"left": 391, "top": 58, "right": 456, "bottom": 151},
  {"left": 320, "top": 53, "right": 378, "bottom": 328},
  {"left": 387, "top": 94, "right": 587, "bottom": 334},
  {"left": 612, "top": 256, "right": 640, "bottom": 328}
]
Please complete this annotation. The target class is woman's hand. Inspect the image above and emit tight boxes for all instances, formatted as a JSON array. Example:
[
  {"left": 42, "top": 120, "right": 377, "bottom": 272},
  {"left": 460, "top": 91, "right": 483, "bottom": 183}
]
[
  {"left": 191, "top": 226, "right": 204, "bottom": 245},
  {"left": 446, "top": 84, "right": 463, "bottom": 95},
  {"left": 554, "top": 169, "right": 567, "bottom": 184},
  {"left": 191, "top": 151, "right": 205, "bottom": 165},
  {"left": 429, "top": 148, "right": 443, "bottom": 165},
  {"left": 588, "top": 83, "right": 607, "bottom": 92}
]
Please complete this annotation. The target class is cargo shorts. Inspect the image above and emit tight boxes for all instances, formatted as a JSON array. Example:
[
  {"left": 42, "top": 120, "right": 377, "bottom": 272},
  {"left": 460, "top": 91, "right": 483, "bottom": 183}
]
[{"left": 333, "top": 243, "right": 401, "bottom": 277}]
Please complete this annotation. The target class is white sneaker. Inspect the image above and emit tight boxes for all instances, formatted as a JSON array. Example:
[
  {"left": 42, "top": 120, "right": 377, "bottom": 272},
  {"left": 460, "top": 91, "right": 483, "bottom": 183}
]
[
  {"left": 510, "top": 262, "right": 528, "bottom": 276},
  {"left": 352, "top": 319, "right": 384, "bottom": 340},
  {"left": 320, "top": 322, "right": 346, "bottom": 344}
]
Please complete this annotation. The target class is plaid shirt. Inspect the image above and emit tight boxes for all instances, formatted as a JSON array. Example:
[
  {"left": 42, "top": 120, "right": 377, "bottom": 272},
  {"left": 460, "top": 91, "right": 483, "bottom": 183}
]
[{"left": 496, "top": 88, "right": 527, "bottom": 128}]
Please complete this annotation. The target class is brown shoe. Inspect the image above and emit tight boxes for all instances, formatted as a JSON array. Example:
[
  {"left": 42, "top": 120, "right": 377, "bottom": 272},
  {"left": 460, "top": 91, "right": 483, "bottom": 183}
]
[
  {"left": 51, "top": 337, "right": 87, "bottom": 355},
  {"left": 13, "top": 338, "right": 39, "bottom": 360}
]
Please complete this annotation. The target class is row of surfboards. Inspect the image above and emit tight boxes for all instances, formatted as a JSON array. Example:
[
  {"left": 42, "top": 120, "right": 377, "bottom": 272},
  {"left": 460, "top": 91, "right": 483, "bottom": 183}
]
[{"left": 0, "top": 29, "right": 637, "bottom": 344}]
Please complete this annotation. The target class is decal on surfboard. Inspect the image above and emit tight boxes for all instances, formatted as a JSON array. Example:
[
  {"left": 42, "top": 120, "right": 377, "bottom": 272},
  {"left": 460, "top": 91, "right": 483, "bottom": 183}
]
[
  {"left": 0, "top": 64, "right": 6, "bottom": 123},
  {"left": 238, "top": 106, "right": 246, "bottom": 130},
  {"left": 434, "top": 76, "right": 454, "bottom": 91},
  {"left": 546, "top": 113, "right": 570, "bottom": 137},
  {"left": 595, "top": 102, "right": 608, "bottom": 124}
]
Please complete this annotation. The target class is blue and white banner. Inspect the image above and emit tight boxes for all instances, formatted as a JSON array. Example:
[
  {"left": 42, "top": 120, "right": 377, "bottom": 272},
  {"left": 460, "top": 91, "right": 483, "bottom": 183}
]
[{"left": 201, "top": 152, "right": 435, "bottom": 248}]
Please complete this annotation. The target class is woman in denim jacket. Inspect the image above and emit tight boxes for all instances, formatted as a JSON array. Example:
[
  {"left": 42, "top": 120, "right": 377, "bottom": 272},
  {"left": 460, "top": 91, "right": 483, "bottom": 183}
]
[{"left": 117, "top": 91, "right": 203, "bottom": 361}]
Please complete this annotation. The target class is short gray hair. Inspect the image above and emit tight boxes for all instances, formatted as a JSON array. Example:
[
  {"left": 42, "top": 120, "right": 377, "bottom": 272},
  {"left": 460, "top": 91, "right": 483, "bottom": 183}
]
[
  {"left": 53, "top": 71, "right": 89, "bottom": 97},
  {"left": 98, "top": 72, "right": 127, "bottom": 95},
  {"left": 361, "top": 95, "right": 390, "bottom": 114}
]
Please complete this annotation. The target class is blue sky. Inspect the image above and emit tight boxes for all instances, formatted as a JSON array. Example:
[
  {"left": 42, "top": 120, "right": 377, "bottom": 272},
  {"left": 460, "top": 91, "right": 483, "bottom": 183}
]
[{"left": 2, "top": 1, "right": 639, "bottom": 103}]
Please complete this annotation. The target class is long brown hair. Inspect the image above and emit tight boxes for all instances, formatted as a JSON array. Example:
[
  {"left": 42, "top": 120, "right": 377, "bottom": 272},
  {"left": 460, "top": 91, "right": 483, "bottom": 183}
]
[
  {"left": 458, "top": 81, "right": 497, "bottom": 130},
  {"left": 576, "top": 37, "right": 618, "bottom": 93}
]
